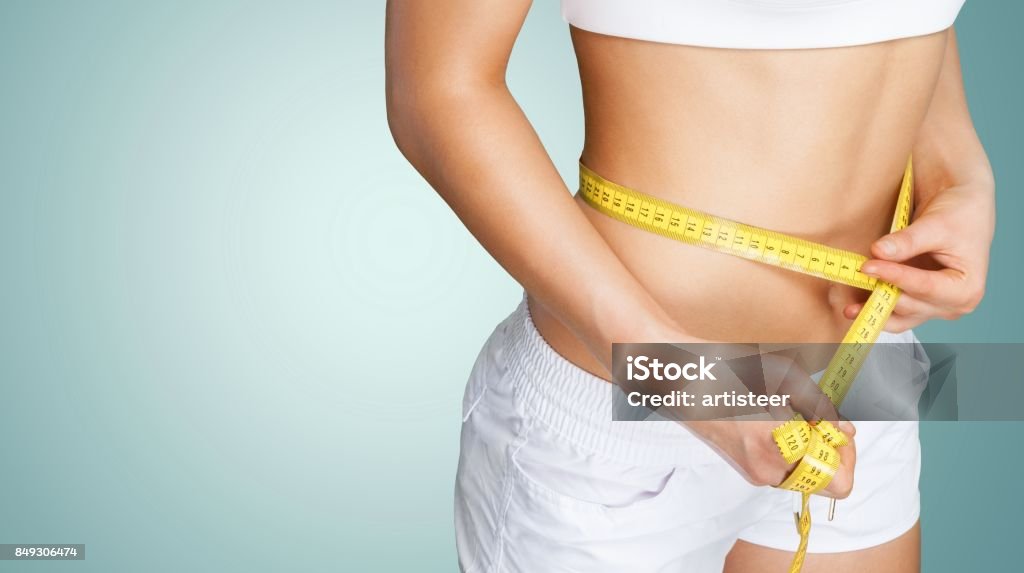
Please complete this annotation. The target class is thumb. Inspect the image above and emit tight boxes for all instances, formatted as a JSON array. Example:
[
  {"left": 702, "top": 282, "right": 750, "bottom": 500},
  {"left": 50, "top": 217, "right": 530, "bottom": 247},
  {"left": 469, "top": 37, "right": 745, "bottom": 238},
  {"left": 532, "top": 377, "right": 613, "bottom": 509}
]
[{"left": 871, "top": 214, "right": 946, "bottom": 262}]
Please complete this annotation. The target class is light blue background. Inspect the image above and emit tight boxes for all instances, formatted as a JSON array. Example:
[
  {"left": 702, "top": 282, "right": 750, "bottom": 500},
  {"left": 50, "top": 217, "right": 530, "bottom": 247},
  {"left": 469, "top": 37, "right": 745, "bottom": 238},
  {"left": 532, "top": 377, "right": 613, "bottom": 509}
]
[{"left": 0, "top": 1, "right": 1020, "bottom": 571}]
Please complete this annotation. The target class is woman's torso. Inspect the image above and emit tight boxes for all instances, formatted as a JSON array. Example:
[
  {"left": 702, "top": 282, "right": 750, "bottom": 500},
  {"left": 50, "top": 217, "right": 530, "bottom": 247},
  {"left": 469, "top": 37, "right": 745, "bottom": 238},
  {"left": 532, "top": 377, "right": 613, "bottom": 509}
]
[{"left": 530, "top": 24, "right": 952, "bottom": 379}]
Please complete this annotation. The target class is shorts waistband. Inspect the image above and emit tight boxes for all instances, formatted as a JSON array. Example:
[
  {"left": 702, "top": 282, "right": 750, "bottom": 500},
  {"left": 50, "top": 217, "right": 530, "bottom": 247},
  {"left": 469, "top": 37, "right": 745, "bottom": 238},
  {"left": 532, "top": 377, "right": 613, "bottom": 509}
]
[{"left": 500, "top": 293, "right": 722, "bottom": 467}]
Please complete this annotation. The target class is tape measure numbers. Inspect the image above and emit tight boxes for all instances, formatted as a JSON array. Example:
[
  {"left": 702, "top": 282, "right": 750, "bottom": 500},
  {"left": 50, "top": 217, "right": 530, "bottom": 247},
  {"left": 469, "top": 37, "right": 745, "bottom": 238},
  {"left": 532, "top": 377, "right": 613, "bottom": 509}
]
[
  {"left": 578, "top": 162, "right": 883, "bottom": 291},
  {"left": 578, "top": 157, "right": 914, "bottom": 573}
]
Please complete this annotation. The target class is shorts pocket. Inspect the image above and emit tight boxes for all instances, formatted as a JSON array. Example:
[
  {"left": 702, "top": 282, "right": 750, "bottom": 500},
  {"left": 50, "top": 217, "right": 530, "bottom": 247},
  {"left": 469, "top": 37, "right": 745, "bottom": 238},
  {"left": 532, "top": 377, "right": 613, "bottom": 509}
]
[{"left": 508, "top": 421, "right": 682, "bottom": 515}]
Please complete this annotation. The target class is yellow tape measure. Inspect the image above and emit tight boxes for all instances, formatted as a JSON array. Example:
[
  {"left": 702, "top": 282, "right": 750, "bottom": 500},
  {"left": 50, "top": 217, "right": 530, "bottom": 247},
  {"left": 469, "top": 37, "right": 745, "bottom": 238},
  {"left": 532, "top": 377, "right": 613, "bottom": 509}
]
[
  {"left": 578, "top": 157, "right": 914, "bottom": 573},
  {"left": 578, "top": 162, "right": 884, "bottom": 292}
]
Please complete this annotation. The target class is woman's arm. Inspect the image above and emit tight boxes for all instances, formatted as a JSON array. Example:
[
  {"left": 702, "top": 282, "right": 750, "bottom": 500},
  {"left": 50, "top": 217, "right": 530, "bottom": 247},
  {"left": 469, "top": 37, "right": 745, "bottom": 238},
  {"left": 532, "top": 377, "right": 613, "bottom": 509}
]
[
  {"left": 385, "top": 0, "right": 689, "bottom": 374},
  {"left": 385, "top": 0, "right": 855, "bottom": 499},
  {"left": 852, "top": 28, "right": 996, "bottom": 330}
]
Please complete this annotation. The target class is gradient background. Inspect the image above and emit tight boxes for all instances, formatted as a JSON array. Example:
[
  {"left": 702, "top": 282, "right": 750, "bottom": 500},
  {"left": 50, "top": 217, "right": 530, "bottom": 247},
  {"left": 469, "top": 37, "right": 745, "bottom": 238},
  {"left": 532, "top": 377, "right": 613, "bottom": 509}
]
[{"left": 1, "top": 2, "right": 1020, "bottom": 571}]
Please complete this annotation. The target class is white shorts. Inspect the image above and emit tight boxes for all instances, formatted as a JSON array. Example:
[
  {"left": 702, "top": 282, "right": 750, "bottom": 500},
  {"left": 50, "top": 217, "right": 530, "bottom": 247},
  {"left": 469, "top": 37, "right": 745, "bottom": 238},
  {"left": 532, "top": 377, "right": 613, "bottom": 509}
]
[{"left": 454, "top": 296, "right": 929, "bottom": 572}]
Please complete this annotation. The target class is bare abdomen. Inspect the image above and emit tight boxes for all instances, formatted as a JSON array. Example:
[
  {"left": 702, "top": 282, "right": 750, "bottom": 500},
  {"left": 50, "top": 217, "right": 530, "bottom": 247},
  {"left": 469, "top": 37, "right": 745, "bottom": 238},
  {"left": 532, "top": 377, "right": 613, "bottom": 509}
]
[{"left": 531, "top": 27, "right": 951, "bottom": 378}]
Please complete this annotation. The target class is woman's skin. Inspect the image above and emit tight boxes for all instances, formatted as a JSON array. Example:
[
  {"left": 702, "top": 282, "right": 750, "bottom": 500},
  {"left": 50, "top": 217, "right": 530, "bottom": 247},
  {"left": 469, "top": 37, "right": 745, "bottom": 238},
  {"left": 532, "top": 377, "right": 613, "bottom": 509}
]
[{"left": 385, "top": 1, "right": 994, "bottom": 570}]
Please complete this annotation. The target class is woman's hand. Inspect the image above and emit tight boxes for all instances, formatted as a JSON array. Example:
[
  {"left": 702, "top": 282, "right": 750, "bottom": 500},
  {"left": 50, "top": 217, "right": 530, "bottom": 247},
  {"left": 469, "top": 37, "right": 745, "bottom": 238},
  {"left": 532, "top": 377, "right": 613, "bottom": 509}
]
[
  {"left": 841, "top": 176, "right": 995, "bottom": 332},
  {"left": 614, "top": 331, "right": 856, "bottom": 497},
  {"left": 687, "top": 419, "right": 858, "bottom": 499}
]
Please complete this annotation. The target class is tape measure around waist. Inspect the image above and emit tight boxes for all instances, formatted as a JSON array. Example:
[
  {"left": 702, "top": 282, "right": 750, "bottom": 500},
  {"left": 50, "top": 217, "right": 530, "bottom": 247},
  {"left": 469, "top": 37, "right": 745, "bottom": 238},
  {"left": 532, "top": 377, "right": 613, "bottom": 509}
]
[
  {"left": 578, "top": 162, "right": 885, "bottom": 292},
  {"left": 578, "top": 157, "right": 912, "bottom": 408},
  {"left": 578, "top": 157, "right": 914, "bottom": 573}
]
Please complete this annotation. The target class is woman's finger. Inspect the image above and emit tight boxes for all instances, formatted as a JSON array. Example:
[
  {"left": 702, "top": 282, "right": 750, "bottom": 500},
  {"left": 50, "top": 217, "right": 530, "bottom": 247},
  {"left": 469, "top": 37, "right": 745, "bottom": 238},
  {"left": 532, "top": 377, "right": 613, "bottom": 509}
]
[
  {"left": 843, "top": 293, "right": 934, "bottom": 319},
  {"left": 842, "top": 303, "right": 927, "bottom": 332},
  {"left": 821, "top": 438, "right": 856, "bottom": 499},
  {"left": 859, "top": 259, "right": 968, "bottom": 305},
  {"left": 882, "top": 314, "right": 927, "bottom": 333},
  {"left": 871, "top": 212, "right": 949, "bottom": 263}
]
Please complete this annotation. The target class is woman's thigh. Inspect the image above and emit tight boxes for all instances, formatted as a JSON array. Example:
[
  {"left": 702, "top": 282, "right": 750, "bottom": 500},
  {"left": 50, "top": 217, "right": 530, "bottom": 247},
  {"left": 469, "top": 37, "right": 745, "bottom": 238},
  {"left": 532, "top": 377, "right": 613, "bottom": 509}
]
[{"left": 724, "top": 521, "right": 920, "bottom": 573}]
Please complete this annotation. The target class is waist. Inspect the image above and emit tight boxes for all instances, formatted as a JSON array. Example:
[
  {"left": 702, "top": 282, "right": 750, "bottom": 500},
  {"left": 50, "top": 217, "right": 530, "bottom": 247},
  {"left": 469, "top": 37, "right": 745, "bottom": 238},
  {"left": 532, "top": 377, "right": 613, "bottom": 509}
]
[
  {"left": 594, "top": 150, "right": 910, "bottom": 327},
  {"left": 533, "top": 156, "right": 911, "bottom": 379}
]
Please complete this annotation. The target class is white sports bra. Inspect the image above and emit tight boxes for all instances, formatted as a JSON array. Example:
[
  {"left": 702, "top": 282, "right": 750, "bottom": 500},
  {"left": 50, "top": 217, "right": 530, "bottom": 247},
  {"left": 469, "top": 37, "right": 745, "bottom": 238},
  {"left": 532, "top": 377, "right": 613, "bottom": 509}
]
[{"left": 560, "top": 0, "right": 966, "bottom": 49}]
